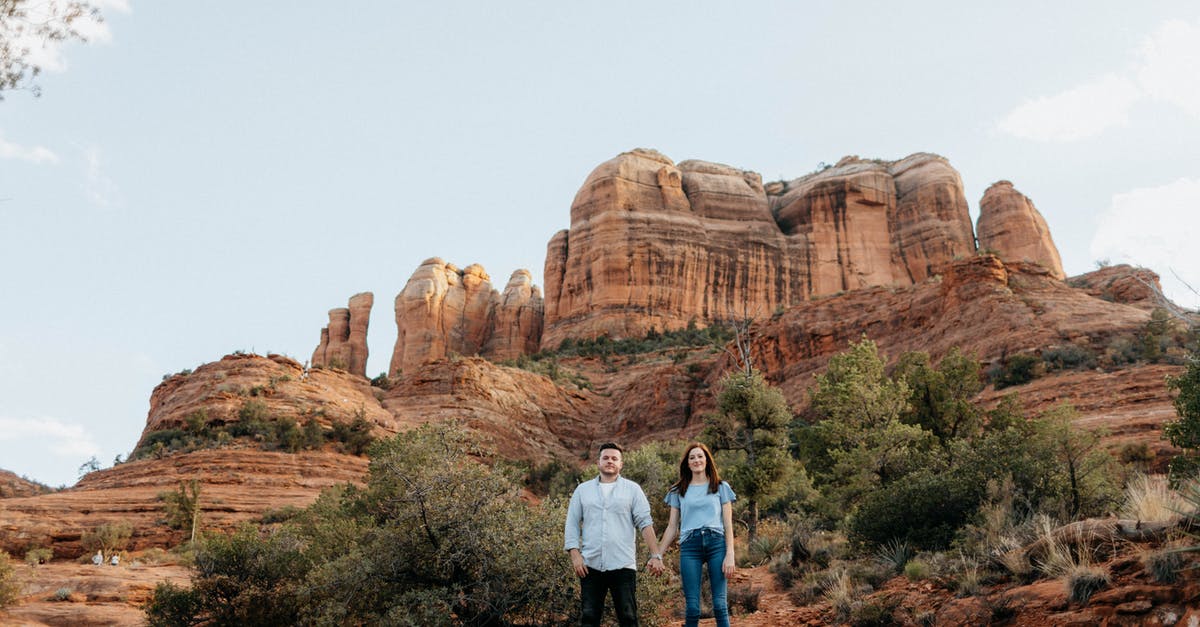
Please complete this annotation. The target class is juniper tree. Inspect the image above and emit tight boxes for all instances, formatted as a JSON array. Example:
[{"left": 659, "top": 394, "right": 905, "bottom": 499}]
[{"left": 703, "top": 369, "right": 792, "bottom": 540}]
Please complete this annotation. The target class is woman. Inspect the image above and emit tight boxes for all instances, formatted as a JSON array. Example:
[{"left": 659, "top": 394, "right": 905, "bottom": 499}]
[{"left": 658, "top": 443, "right": 736, "bottom": 627}]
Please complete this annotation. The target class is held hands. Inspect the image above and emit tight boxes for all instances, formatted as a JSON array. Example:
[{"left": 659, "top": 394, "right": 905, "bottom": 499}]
[{"left": 645, "top": 555, "right": 665, "bottom": 575}]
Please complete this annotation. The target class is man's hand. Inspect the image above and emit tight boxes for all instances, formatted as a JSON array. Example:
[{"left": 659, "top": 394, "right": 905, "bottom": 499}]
[
  {"left": 646, "top": 555, "right": 665, "bottom": 575},
  {"left": 569, "top": 550, "right": 588, "bottom": 578}
]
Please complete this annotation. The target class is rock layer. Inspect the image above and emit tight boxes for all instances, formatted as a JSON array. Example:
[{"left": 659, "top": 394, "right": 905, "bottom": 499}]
[
  {"left": 542, "top": 150, "right": 977, "bottom": 348},
  {"left": 389, "top": 260, "right": 543, "bottom": 374},
  {"left": 311, "top": 292, "right": 373, "bottom": 376},
  {"left": 977, "top": 180, "right": 1064, "bottom": 279}
]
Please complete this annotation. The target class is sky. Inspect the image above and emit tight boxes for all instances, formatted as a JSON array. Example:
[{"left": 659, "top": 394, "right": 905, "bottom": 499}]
[{"left": 2, "top": 2, "right": 1199, "bottom": 487}]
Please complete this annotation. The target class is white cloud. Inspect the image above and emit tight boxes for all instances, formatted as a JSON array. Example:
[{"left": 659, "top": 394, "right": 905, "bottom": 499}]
[
  {"left": 83, "top": 144, "right": 122, "bottom": 207},
  {"left": 998, "top": 16, "right": 1200, "bottom": 141},
  {"left": 996, "top": 74, "right": 1141, "bottom": 142},
  {"left": 1091, "top": 178, "right": 1200, "bottom": 309},
  {"left": 0, "top": 133, "right": 59, "bottom": 164},
  {"left": 0, "top": 416, "right": 101, "bottom": 458},
  {"left": 1136, "top": 18, "right": 1200, "bottom": 120}
]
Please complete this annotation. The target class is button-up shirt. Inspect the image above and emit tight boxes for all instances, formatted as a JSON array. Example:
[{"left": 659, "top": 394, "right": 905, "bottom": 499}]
[{"left": 563, "top": 475, "right": 653, "bottom": 572}]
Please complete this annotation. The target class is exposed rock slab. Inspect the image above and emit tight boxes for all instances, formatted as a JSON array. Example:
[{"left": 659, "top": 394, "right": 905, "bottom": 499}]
[{"left": 0, "top": 448, "right": 369, "bottom": 559}]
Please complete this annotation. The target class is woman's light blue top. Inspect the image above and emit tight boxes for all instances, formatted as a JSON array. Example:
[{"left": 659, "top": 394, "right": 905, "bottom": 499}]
[{"left": 665, "top": 481, "right": 736, "bottom": 541}]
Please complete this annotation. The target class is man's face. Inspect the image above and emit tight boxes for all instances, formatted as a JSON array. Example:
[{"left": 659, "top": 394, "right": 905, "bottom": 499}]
[{"left": 597, "top": 447, "right": 623, "bottom": 478}]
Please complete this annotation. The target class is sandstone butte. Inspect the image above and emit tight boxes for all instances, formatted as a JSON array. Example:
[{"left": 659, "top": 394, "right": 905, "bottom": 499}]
[
  {"left": 2, "top": 149, "right": 1195, "bottom": 625},
  {"left": 313, "top": 150, "right": 1065, "bottom": 377}
]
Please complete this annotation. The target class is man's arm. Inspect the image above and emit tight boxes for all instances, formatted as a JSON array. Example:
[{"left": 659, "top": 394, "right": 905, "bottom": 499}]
[
  {"left": 632, "top": 485, "right": 664, "bottom": 574},
  {"left": 564, "top": 487, "right": 588, "bottom": 577}
]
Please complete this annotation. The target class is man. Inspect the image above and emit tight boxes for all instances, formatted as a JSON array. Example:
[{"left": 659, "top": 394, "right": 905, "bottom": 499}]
[{"left": 564, "top": 442, "right": 665, "bottom": 626}]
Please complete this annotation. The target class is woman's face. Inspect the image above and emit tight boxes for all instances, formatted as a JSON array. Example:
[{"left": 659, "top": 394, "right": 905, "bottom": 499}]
[{"left": 688, "top": 447, "right": 708, "bottom": 475}]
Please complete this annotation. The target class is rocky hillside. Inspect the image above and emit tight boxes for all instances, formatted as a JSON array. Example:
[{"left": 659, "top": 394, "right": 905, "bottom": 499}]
[{"left": 2, "top": 258, "right": 1179, "bottom": 559}]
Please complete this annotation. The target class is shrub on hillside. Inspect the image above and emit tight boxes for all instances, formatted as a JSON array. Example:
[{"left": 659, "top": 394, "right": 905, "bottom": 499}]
[
  {"left": 24, "top": 547, "right": 52, "bottom": 566},
  {"left": 988, "top": 353, "right": 1042, "bottom": 389},
  {"left": 0, "top": 551, "right": 19, "bottom": 609},
  {"left": 82, "top": 521, "right": 133, "bottom": 557},
  {"left": 144, "top": 424, "right": 612, "bottom": 625},
  {"left": 848, "top": 471, "right": 981, "bottom": 550}
]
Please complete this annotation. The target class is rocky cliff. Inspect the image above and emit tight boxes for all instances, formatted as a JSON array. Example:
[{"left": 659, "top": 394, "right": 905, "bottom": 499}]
[
  {"left": 542, "top": 150, "right": 980, "bottom": 349},
  {"left": 388, "top": 259, "right": 544, "bottom": 375},
  {"left": 977, "top": 180, "right": 1065, "bottom": 279},
  {"left": 310, "top": 292, "right": 373, "bottom": 376}
]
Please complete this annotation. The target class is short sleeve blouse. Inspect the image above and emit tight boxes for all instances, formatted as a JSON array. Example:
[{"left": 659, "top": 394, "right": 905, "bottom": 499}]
[{"left": 665, "top": 481, "right": 737, "bottom": 537}]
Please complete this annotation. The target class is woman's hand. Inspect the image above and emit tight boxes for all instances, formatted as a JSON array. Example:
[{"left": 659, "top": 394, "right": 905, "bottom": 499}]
[{"left": 722, "top": 553, "right": 735, "bottom": 578}]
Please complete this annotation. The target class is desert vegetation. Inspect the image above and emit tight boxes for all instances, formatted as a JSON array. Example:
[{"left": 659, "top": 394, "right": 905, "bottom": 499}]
[
  {"left": 129, "top": 406, "right": 375, "bottom": 461},
  {"left": 135, "top": 332, "right": 1200, "bottom": 624}
]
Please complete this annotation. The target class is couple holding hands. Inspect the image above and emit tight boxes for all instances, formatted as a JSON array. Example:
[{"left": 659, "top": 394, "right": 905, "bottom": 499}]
[{"left": 564, "top": 441, "right": 736, "bottom": 627}]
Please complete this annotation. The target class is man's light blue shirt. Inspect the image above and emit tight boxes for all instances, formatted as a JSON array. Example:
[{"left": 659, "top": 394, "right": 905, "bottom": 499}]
[{"left": 564, "top": 475, "right": 653, "bottom": 572}]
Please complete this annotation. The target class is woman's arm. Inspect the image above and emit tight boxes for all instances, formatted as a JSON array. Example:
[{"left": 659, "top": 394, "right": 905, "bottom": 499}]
[
  {"left": 659, "top": 506, "right": 680, "bottom": 553},
  {"left": 721, "top": 501, "right": 735, "bottom": 577}
]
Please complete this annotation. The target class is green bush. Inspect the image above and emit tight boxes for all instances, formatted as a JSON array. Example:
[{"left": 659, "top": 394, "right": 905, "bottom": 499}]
[
  {"left": 1041, "top": 344, "right": 1097, "bottom": 371},
  {"left": 146, "top": 424, "right": 583, "bottom": 626},
  {"left": 0, "top": 551, "right": 19, "bottom": 608},
  {"left": 849, "top": 471, "right": 981, "bottom": 550},
  {"left": 990, "top": 353, "right": 1042, "bottom": 389},
  {"left": 81, "top": 521, "right": 133, "bottom": 557},
  {"left": 143, "top": 582, "right": 200, "bottom": 626},
  {"left": 903, "top": 559, "right": 930, "bottom": 580},
  {"left": 24, "top": 547, "right": 52, "bottom": 566}
]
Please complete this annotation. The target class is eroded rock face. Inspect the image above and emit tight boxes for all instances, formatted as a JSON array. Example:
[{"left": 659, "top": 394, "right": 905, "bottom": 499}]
[
  {"left": 390, "top": 260, "right": 543, "bottom": 374},
  {"left": 485, "top": 270, "right": 545, "bottom": 361},
  {"left": 311, "top": 292, "right": 373, "bottom": 376},
  {"left": 977, "top": 181, "right": 1064, "bottom": 279},
  {"left": 542, "top": 150, "right": 977, "bottom": 348}
]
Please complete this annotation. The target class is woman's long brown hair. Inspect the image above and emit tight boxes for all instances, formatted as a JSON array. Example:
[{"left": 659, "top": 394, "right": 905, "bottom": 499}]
[{"left": 671, "top": 442, "right": 721, "bottom": 497}]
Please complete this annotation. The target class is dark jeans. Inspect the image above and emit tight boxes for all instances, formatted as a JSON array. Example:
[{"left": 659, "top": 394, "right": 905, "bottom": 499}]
[
  {"left": 680, "top": 528, "right": 729, "bottom": 627},
  {"left": 580, "top": 567, "right": 638, "bottom": 626}
]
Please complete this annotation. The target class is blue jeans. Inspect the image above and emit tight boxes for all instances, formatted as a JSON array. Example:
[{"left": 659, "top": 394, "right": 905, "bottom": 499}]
[
  {"left": 679, "top": 528, "right": 729, "bottom": 627},
  {"left": 579, "top": 568, "right": 638, "bottom": 626}
]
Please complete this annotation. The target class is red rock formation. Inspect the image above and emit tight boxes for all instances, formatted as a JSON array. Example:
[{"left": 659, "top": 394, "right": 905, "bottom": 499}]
[
  {"left": 542, "top": 150, "right": 977, "bottom": 348},
  {"left": 977, "top": 180, "right": 1065, "bottom": 279},
  {"left": 141, "top": 352, "right": 395, "bottom": 444},
  {"left": 1068, "top": 264, "right": 1163, "bottom": 308},
  {"left": 0, "top": 448, "right": 369, "bottom": 558},
  {"left": 311, "top": 292, "right": 373, "bottom": 376},
  {"left": 389, "top": 259, "right": 544, "bottom": 374},
  {"left": 484, "top": 270, "right": 545, "bottom": 361},
  {"left": 0, "top": 469, "right": 50, "bottom": 498}
]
